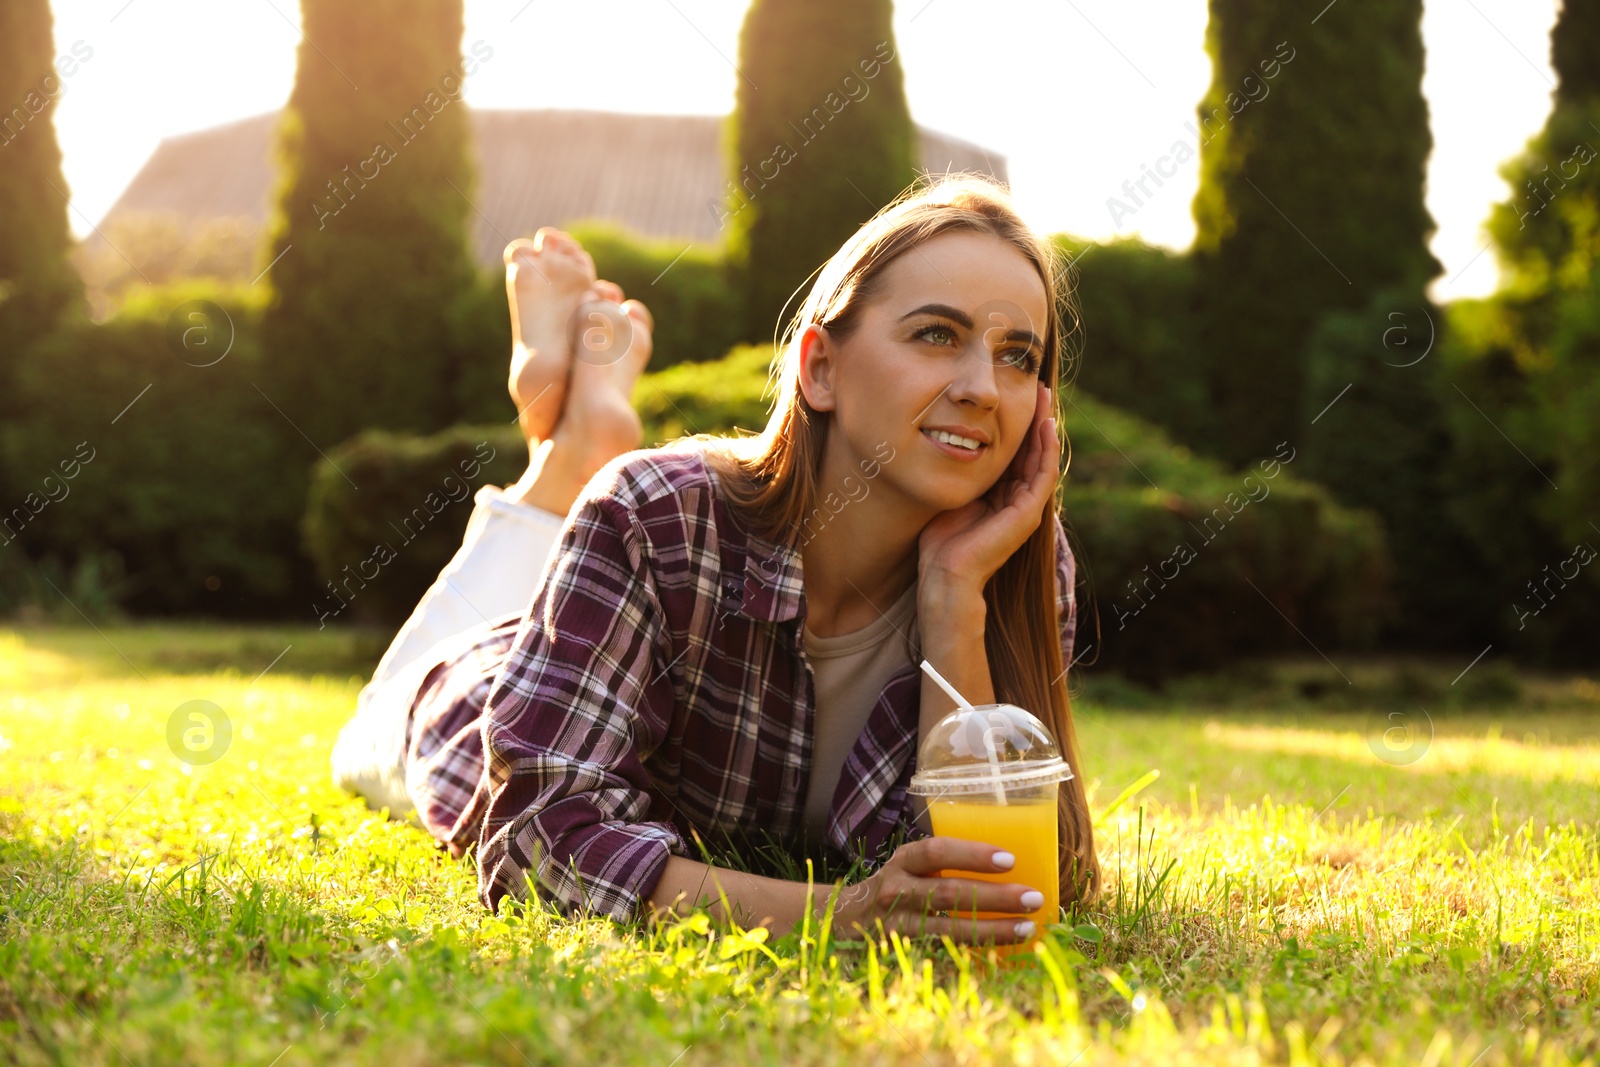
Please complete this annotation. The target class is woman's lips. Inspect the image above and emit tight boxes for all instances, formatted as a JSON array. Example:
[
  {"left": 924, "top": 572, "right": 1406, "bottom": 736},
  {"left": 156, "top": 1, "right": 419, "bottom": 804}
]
[{"left": 921, "top": 429, "right": 987, "bottom": 461}]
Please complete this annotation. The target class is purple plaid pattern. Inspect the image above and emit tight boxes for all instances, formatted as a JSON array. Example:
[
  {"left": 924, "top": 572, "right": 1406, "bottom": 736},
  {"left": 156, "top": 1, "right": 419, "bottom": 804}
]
[
  {"left": 402, "top": 442, "right": 1078, "bottom": 923},
  {"left": 405, "top": 631, "right": 509, "bottom": 853}
]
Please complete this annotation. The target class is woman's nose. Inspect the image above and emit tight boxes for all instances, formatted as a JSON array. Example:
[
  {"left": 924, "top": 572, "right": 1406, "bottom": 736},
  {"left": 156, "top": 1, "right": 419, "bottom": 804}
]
[{"left": 946, "top": 340, "right": 1001, "bottom": 409}]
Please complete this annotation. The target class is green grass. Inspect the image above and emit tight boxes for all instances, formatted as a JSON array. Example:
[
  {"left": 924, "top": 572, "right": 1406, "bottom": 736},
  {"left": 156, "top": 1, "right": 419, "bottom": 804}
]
[{"left": 2, "top": 624, "right": 1597, "bottom": 1066}]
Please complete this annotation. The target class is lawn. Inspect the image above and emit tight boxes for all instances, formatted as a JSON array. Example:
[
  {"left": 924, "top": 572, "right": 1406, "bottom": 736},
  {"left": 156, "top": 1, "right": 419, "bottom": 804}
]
[{"left": 2, "top": 624, "right": 1597, "bottom": 1066}]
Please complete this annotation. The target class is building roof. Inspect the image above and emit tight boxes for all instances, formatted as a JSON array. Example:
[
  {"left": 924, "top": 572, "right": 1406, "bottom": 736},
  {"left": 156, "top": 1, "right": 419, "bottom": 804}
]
[{"left": 92, "top": 107, "right": 1008, "bottom": 267}]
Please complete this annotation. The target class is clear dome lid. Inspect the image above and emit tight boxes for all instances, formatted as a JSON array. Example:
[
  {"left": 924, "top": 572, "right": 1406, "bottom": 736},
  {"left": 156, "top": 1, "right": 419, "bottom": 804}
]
[{"left": 907, "top": 702, "right": 1074, "bottom": 799}]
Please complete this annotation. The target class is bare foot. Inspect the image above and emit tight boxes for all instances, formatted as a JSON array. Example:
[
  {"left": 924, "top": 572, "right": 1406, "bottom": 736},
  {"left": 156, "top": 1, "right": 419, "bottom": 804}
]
[
  {"left": 505, "top": 227, "right": 595, "bottom": 446},
  {"left": 505, "top": 294, "right": 654, "bottom": 515},
  {"left": 562, "top": 294, "right": 655, "bottom": 477}
]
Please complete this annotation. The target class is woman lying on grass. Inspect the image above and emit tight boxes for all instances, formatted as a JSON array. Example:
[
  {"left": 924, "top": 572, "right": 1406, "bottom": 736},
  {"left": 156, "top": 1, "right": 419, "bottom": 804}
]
[{"left": 331, "top": 173, "right": 1100, "bottom": 947}]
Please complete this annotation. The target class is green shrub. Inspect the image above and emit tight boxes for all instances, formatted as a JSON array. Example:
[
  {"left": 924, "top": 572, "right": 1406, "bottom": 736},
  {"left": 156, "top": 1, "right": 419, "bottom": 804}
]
[
  {"left": 1299, "top": 286, "right": 1492, "bottom": 648},
  {"left": 1054, "top": 235, "right": 1205, "bottom": 447},
  {"left": 445, "top": 263, "right": 516, "bottom": 426},
  {"left": 301, "top": 424, "right": 525, "bottom": 626},
  {"left": 1431, "top": 296, "right": 1600, "bottom": 666},
  {"left": 633, "top": 342, "right": 778, "bottom": 444},
  {"left": 565, "top": 221, "right": 742, "bottom": 368},
  {"left": 2, "top": 281, "right": 307, "bottom": 616},
  {"left": 1058, "top": 396, "right": 1391, "bottom": 681},
  {"left": 0, "top": 549, "right": 133, "bottom": 623},
  {"left": 1, "top": 262, "right": 529, "bottom": 620}
]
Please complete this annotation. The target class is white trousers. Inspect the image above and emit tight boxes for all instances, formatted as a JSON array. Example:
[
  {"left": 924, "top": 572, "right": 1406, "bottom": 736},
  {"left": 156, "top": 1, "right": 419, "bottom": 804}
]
[{"left": 328, "top": 484, "right": 565, "bottom": 818}]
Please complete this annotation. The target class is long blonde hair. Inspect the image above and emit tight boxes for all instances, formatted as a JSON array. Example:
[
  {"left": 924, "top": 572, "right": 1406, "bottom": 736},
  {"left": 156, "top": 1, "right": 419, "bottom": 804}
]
[{"left": 696, "top": 173, "right": 1101, "bottom": 908}]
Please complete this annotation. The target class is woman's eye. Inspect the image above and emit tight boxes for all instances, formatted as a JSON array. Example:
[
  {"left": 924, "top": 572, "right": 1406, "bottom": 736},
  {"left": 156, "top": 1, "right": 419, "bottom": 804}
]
[
  {"left": 1002, "top": 348, "right": 1041, "bottom": 373},
  {"left": 915, "top": 324, "right": 1039, "bottom": 372}
]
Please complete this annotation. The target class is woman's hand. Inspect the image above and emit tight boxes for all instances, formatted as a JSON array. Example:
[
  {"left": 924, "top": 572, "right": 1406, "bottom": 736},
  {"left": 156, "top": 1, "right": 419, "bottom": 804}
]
[
  {"left": 826, "top": 837, "right": 1043, "bottom": 945},
  {"left": 918, "top": 381, "right": 1059, "bottom": 597}
]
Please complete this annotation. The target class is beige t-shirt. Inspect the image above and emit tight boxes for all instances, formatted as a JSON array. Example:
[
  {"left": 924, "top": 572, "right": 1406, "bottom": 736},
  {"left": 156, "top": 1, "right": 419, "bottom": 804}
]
[{"left": 801, "top": 581, "right": 920, "bottom": 840}]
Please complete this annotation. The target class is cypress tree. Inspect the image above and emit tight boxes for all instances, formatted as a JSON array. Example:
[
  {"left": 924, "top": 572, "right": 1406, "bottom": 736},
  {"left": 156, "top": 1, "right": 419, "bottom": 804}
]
[
  {"left": 1377, "top": 0, "right": 1600, "bottom": 663},
  {"left": 1551, "top": 0, "right": 1600, "bottom": 106},
  {"left": 259, "top": 0, "right": 483, "bottom": 449},
  {"left": 1475, "top": 0, "right": 1600, "bottom": 561},
  {"left": 1487, "top": 0, "right": 1600, "bottom": 292},
  {"left": 1189, "top": 0, "right": 1440, "bottom": 465},
  {"left": 0, "top": 1, "right": 86, "bottom": 442},
  {"left": 725, "top": 0, "right": 918, "bottom": 343}
]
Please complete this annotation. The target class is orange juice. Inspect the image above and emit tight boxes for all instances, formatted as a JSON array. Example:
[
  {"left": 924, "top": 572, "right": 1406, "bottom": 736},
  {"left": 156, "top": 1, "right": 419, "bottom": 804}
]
[
  {"left": 929, "top": 795, "right": 1057, "bottom": 958},
  {"left": 906, "top": 698, "right": 1073, "bottom": 963}
]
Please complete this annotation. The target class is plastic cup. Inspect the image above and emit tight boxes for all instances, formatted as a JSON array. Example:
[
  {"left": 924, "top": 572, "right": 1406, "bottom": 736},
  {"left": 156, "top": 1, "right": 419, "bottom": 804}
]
[{"left": 906, "top": 702, "right": 1074, "bottom": 960}]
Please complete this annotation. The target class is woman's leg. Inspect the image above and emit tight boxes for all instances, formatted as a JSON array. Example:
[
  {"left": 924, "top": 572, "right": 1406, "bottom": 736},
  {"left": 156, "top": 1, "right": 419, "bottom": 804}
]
[
  {"left": 327, "top": 483, "right": 568, "bottom": 820},
  {"left": 360, "top": 484, "right": 565, "bottom": 701},
  {"left": 331, "top": 228, "right": 657, "bottom": 819}
]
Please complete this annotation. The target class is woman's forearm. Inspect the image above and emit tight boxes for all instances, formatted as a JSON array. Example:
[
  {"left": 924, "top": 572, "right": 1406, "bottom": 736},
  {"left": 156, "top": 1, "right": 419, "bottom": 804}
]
[
  {"left": 644, "top": 855, "right": 842, "bottom": 937},
  {"left": 917, "top": 580, "right": 994, "bottom": 737}
]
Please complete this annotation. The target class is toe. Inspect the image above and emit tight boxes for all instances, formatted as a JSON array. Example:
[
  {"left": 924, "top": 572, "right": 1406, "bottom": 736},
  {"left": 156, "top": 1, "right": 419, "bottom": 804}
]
[
  {"left": 504, "top": 237, "right": 537, "bottom": 266},
  {"left": 526, "top": 228, "right": 595, "bottom": 291},
  {"left": 593, "top": 280, "right": 624, "bottom": 304},
  {"left": 617, "top": 301, "right": 654, "bottom": 375},
  {"left": 622, "top": 299, "right": 654, "bottom": 337},
  {"left": 534, "top": 227, "right": 582, "bottom": 258}
]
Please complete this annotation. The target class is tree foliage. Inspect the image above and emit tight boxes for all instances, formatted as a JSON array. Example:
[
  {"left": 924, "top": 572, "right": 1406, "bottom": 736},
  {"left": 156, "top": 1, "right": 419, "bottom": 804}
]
[
  {"left": 725, "top": 0, "right": 918, "bottom": 343},
  {"left": 0, "top": 0, "right": 86, "bottom": 464},
  {"left": 258, "top": 0, "right": 484, "bottom": 448},
  {"left": 1424, "top": 0, "right": 1600, "bottom": 661},
  {"left": 1478, "top": 0, "right": 1600, "bottom": 568},
  {"left": 1299, "top": 288, "right": 1492, "bottom": 647},
  {"left": 1190, "top": 0, "right": 1439, "bottom": 465}
]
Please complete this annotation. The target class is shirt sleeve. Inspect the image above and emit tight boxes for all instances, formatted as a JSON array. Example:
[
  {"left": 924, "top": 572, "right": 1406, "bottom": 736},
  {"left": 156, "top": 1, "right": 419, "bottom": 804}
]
[
  {"left": 1052, "top": 510, "right": 1079, "bottom": 673},
  {"left": 476, "top": 488, "right": 688, "bottom": 922}
]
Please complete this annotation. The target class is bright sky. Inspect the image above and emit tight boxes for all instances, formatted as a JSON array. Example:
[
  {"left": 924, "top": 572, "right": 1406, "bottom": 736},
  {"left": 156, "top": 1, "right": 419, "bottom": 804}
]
[{"left": 46, "top": 0, "right": 1561, "bottom": 302}]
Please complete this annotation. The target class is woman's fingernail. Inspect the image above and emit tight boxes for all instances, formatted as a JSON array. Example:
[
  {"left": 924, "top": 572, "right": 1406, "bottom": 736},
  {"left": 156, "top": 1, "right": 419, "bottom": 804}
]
[
  {"left": 1047, "top": 417, "right": 1057, "bottom": 436},
  {"left": 992, "top": 851, "right": 1015, "bottom": 869},
  {"left": 1020, "top": 890, "right": 1044, "bottom": 910},
  {"left": 1014, "top": 920, "right": 1035, "bottom": 938}
]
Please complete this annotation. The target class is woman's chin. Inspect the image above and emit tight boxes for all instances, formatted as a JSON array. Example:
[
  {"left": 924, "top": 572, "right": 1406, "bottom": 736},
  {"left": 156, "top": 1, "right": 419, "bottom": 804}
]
[{"left": 910, "top": 474, "right": 989, "bottom": 514}]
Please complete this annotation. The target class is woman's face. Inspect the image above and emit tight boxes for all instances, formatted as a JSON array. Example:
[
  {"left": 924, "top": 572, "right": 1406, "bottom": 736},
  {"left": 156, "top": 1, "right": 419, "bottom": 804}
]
[{"left": 799, "top": 230, "right": 1052, "bottom": 515}]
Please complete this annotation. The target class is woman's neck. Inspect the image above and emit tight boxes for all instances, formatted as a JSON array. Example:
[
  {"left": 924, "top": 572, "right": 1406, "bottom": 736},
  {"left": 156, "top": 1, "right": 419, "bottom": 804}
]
[{"left": 797, "top": 449, "right": 928, "bottom": 638}]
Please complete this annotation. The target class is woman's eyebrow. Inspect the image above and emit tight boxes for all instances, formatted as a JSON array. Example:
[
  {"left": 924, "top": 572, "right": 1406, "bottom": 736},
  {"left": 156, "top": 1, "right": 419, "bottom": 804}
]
[
  {"left": 993, "top": 325, "right": 1045, "bottom": 352},
  {"left": 900, "top": 302, "right": 973, "bottom": 328},
  {"left": 900, "top": 302, "right": 1043, "bottom": 350}
]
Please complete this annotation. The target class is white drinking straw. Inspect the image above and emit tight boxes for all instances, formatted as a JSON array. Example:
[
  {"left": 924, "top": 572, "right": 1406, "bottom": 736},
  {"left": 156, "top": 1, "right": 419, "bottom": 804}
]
[{"left": 919, "top": 659, "right": 1008, "bottom": 806}]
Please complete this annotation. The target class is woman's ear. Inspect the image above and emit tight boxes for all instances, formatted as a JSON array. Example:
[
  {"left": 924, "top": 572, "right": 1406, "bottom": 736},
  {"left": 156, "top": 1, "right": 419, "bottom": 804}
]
[{"left": 796, "top": 324, "right": 838, "bottom": 413}]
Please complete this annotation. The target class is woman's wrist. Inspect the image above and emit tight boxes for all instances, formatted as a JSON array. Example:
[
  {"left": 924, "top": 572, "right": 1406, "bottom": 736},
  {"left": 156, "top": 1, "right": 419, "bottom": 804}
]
[
  {"left": 917, "top": 574, "right": 996, "bottom": 711},
  {"left": 917, "top": 573, "right": 987, "bottom": 634},
  {"left": 647, "top": 855, "right": 850, "bottom": 939}
]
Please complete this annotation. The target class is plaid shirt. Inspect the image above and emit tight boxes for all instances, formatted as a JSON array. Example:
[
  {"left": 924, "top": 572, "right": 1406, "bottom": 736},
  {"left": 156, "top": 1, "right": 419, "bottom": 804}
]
[{"left": 403, "top": 442, "right": 1078, "bottom": 923}]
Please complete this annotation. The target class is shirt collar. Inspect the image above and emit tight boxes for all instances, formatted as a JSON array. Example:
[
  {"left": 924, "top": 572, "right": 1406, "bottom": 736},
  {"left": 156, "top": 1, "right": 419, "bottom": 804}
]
[
  {"left": 697, "top": 447, "right": 807, "bottom": 624},
  {"left": 727, "top": 525, "right": 806, "bottom": 624}
]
